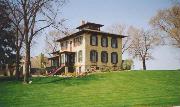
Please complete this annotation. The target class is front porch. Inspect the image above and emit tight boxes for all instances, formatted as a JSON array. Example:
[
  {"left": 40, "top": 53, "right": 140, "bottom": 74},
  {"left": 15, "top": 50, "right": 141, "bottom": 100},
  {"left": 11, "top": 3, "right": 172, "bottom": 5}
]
[
  {"left": 60, "top": 51, "right": 75, "bottom": 67},
  {"left": 60, "top": 51, "right": 75, "bottom": 73},
  {"left": 48, "top": 56, "right": 59, "bottom": 67},
  {"left": 48, "top": 51, "right": 76, "bottom": 75}
]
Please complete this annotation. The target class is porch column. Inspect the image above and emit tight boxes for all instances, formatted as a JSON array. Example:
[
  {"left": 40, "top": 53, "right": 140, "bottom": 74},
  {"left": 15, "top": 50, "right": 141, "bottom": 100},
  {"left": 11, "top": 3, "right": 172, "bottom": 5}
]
[
  {"left": 59, "top": 56, "right": 61, "bottom": 67},
  {"left": 65, "top": 67, "right": 68, "bottom": 75}
]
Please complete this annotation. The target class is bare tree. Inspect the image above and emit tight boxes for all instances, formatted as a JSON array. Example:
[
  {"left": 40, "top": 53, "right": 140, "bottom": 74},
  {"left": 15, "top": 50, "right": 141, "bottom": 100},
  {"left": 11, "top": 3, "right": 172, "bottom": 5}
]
[
  {"left": 5, "top": 0, "right": 66, "bottom": 83},
  {"left": 45, "top": 31, "right": 63, "bottom": 56},
  {"left": 107, "top": 24, "right": 132, "bottom": 54},
  {"left": 127, "top": 26, "right": 160, "bottom": 70},
  {"left": 150, "top": 2, "right": 180, "bottom": 48},
  {"left": 44, "top": 26, "right": 74, "bottom": 56}
]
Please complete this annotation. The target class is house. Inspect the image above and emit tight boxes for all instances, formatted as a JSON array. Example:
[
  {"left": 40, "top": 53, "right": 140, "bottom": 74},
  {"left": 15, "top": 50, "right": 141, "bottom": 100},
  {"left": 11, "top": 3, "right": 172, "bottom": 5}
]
[{"left": 49, "top": 21, "right": 126, "bottom": 75}]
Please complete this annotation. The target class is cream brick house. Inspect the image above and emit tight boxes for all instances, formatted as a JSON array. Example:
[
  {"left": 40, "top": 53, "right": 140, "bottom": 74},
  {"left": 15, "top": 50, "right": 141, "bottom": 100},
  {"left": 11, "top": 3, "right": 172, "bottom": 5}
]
[{"left": 49, "top": 22, "right": 126, "bottom": 74}]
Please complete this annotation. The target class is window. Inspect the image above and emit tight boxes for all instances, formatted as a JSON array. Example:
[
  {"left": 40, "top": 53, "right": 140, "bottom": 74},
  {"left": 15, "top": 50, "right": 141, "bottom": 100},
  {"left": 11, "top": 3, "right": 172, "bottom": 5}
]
[
  {"left": 101, "top": 51, "right": 108, "bottom": 63},
  {"left": 101, "top": 36, "right": 108, "bottom": 47},
  {"left": 111, "top": 52, "right": 118, "bottom": 64},
  {"left": 79, "top": 36, "right": 82, "bottom": 44},
  {"left": 61, "top": 42, "right": 65, "bottom": 50},
  {"left": 78, "top": 50, "right": 82, "bottom": 62},
  {"left": 73, "top": 38, "right": 76, "bottom": 46},
  {"left": 74, "top": 36, "right": 83, "bottom": 46},
  {"left": 90, "top": 50, "right": 98, "bottom": 62},
  {"left": 90, "top": 35, "right": 98, "bottom": 46},
  {"left": 61, "top": 54, "right": 65, "bottom": 64},
  {"left": 111, "top": 38, "right": 118, "bottom": 48},
  {"left": 70, "top": 54, "right": 74, "bottom": 63},
  {"left": 65, "top": 41, "right": 68, "bottom": 49},
  {"left": 61, "top": 43, "right": 64, "bottom": 47},
  {"left": 75, "top": 52, "right": 77, "bottom": 62}
]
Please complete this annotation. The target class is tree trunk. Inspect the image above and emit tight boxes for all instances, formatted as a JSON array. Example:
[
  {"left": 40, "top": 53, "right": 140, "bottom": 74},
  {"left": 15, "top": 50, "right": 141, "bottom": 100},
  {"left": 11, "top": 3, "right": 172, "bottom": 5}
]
[
  {"left": 15, "top": 48, "right": 20, "bottom": 79},
  {"left": 24, "top": 43, "right": 30, "bottom": 83},
  {"left": 142, "top": 58, "right": 146, "bottom": 70},
  {"left": 23, "top": 5, "right": 30, "bottom": 84}
]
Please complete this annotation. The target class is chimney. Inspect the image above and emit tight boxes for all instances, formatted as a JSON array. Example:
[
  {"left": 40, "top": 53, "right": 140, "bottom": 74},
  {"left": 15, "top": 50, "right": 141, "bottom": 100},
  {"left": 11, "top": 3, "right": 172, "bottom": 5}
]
[{"left": 81, "top": 20, "right": 86, "bottom": 25}]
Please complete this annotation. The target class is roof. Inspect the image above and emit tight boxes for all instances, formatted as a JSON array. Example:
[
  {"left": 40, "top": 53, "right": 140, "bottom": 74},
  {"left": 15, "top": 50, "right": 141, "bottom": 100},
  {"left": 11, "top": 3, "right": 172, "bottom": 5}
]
[
  {"left": 56, "top": 29, "right": 127, "bottom": 42},
  {"left": 50, "top": 50, "right": 60, "bottom": 54},
  {"left": 60, "top": 51, "right": 75, "bottom": 54},
  {"left": 76, "top": 22, "right": 104, "bottom": 29},
  {"left": 48, "top": 56, "right": 59, "bottom": 60}
]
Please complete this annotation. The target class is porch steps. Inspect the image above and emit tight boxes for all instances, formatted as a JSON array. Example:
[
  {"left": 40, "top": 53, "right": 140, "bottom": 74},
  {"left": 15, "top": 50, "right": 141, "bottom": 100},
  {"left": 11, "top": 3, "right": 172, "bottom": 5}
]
[{"left": 47, "top": 66, "right": 64, "bottom": 76}]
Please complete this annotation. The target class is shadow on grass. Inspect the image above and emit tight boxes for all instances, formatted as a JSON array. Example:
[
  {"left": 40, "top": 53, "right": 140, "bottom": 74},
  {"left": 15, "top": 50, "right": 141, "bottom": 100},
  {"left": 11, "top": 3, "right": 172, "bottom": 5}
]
[
  {"left": 31, "top": 74, "right": 103, "bottom": 86},
  {"left": 0, "top": 74, "right": 103, "bottom": 86},
  {"left": 0, "top": 76, "right": 22, "bottom": 82}
]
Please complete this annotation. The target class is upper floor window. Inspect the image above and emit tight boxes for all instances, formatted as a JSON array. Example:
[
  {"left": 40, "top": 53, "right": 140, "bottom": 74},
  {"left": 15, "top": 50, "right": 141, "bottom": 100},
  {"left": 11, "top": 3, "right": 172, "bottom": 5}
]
[
  {"left": 65, "top": 41, "right": 68, "bottom": 49},
  {"left": 111, "top": 52, "right": 118, "bottom": 64},
  {"left": 90, "top": 35, "right": 98, "bottom": 46},
  {"left": 74, "top": 36, "right": 83, "bottom": 46},
  {"left": 79, "top": 36, "right": 82, "bottom": 44},
  {"left": 101, "top": 36, "right": 108, "bottom": 47},
  {"left": 90, "top": 50, "right": 98, "bottom": 62},
  {"left": 61, "top": 41, "right": 68, "bottom": 50},
  {"left": 101, "top": 51, "right": 108, "bottom": 63},
  {"left": 111, "top": 37, "right": 118, "bottom": 48},
  {"left": 78, "top": 50, "right": 82, "bottom": 62},
  {"left": 61, "top": 43, "right": 64, "bottom": 48}
]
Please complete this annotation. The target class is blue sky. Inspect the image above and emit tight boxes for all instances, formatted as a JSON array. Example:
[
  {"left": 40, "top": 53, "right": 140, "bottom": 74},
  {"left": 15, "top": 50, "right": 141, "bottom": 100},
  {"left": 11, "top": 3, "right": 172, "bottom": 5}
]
[{"left": 32, "top": 0, "right": 180, "bottom": 70}]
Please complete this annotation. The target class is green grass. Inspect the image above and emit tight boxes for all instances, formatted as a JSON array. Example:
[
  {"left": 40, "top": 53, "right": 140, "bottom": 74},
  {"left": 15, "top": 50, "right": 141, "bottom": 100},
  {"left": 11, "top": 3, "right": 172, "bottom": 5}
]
[{"left": 0, "top": 70, "right": 180, "bottom": 107}]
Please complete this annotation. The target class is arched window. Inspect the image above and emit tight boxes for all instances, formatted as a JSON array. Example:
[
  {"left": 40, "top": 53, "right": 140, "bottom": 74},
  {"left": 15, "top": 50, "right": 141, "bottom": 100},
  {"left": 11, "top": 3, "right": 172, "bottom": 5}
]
[
  {"left": 101, "top": 51, "right": 108, "bottom": 63},
  {"left": 101, "top": 36, "right": 108, "bottom": 47},
  {"left": 90, "top": 35, "right": 98, "bottom": 46},
  {"left": 111, "top": 52, "right": 118, "bottom": 64},
  {"left": 90, "top": 50, "right": 98, "bottom": 62},
  {"left": 78, "top": 50, "right": 82, "bottom": 62},
  {"left": 111, "top": 37, "right": 118, "bottom": 48}
]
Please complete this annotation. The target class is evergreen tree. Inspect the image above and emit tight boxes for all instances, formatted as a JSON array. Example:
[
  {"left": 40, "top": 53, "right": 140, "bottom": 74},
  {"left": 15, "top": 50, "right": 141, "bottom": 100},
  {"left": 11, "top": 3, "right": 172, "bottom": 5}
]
[{"left": 0, "top": 1, "right": 16, "bottom": 65}]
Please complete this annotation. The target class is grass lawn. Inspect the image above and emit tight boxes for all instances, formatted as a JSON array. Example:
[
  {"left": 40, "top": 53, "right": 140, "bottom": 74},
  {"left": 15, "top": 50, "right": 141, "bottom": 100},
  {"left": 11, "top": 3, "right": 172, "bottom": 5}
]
[{"left": 0, "top": 70, "right": 180, "bottom": 107}]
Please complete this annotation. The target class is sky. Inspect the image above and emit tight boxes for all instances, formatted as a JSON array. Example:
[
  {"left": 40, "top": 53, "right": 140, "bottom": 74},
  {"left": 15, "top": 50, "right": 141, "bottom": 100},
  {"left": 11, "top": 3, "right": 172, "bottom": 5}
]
[{"left": 32, "top": 0, "right": 180, "bottom": 70}]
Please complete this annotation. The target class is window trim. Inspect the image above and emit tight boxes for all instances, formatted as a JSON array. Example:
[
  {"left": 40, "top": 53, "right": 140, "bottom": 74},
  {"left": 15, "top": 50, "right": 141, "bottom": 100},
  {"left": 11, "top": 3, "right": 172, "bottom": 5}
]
[
  {"left": 101, "top": 36, "right": 108, "bottom": 47},
  {"left": 111, "top": 37, "right": 118, "bottom": 48},
  {"left": 90, "top": 34, "right": 98, "bottom": 46},
  {"left": 101, "top": 51, "right": 108, "bottom": 63},
  {"left": 90, "top": 50, "right": 98, "bottom": 63},
  {"left": 111, "top": 52, "right": 118, "bottom": 64},
  {"left": 74, "top": 36, "right": 83, "bottom": 47},
  {"left": 78, "top": 50, "right": 82, "bottom": 62},
  {"left": 65, "top": 41, "right": 68, "bottom": 49}
]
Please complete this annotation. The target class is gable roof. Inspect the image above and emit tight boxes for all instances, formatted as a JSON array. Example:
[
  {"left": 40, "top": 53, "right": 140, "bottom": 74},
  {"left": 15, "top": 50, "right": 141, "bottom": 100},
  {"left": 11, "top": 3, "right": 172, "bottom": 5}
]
[{"left": 56, "top": 29, "right": 127, "bottom": 42}]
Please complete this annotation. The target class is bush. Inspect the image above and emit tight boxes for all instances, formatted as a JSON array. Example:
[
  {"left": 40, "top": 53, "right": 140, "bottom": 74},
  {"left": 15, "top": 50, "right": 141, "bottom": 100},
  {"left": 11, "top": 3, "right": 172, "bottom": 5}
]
[{"left": 122, "top": 59, "right": 133, "bottom": 70}]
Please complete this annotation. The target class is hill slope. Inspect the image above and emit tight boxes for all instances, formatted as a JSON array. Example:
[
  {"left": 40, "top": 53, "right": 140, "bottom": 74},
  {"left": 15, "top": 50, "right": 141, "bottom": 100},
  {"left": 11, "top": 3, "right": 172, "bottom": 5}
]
[{"left": 0, "top": 70, "right": 180, "bottom": 107}]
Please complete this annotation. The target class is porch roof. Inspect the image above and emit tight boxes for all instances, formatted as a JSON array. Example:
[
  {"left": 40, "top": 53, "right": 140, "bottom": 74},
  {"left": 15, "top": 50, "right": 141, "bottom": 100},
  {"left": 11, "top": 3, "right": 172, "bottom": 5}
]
[
  {"left": 48, "top": 56, "right": 59, "bottom": 60},
  {"left": 50, "top": 50, "right": 60, "bottom": 54},
  {"left": 60, "top": 51, "right": 75, "bottom": 54}
]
